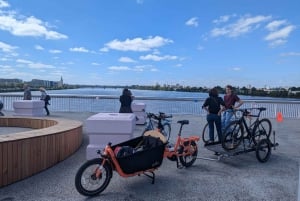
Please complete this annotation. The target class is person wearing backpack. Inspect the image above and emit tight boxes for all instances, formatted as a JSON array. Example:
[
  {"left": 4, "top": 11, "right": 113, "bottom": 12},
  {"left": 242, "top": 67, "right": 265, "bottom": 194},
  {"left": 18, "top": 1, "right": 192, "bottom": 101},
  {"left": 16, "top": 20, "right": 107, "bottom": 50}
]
[{"left": 39, "top": 87, "right": 50, "bottom": 116}]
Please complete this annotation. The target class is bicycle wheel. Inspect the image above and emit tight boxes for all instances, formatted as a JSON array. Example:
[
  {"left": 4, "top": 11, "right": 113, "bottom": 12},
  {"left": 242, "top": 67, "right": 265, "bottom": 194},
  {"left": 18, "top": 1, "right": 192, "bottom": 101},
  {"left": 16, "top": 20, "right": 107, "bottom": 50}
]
[
  {"left": 222, "top": 121, "right": 244, "bottom": 150},
  {"left": 256, "top": 138, "right": 271, "bottom": 163},
  {"left": 161, "top": 123, "right": 171, "bottom": 141},
  {"left": 179, "top": 141, "right": 198, "bottom": 167},
  {"left": 75, "top": 158, "right": 112, "bottom": 196},
  {"left": 202, "top": 123, "right": 218, "bottom": 144},
  {"left": 252, "top": 118, "right": 272, "bottom": 145}
]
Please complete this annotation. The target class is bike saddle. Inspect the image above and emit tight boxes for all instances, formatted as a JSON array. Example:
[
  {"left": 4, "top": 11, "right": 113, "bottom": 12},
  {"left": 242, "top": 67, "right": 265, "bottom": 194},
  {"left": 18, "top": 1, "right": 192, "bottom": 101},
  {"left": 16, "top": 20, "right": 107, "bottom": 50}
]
[{"left": 177, "top": 120, "right": 189, "bottom": 125}]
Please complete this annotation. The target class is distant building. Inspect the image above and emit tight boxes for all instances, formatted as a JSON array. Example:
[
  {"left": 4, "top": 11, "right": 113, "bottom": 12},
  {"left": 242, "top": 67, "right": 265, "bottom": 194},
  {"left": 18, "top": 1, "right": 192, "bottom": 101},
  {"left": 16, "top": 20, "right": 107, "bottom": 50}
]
[{"left": 0, "top": 78, "right": 23, "bottom": 86}]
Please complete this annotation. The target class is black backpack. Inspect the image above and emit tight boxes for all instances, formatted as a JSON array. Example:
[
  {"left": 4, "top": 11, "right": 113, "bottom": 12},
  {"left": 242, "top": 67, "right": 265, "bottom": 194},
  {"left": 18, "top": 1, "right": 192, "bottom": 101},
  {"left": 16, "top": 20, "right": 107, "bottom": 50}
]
[{"left": 45, "top": 95, "right": 51, "bottom": 102}]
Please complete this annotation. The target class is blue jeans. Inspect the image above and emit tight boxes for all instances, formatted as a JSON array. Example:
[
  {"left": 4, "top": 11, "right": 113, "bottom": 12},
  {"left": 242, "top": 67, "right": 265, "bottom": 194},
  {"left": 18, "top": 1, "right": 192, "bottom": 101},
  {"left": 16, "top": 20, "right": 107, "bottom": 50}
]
[
  {"left": 206, "top": 113, "right": 222, "bottom": 141},
  {"left": 222, "top": 109, "right": 234, "bottom": 131}
]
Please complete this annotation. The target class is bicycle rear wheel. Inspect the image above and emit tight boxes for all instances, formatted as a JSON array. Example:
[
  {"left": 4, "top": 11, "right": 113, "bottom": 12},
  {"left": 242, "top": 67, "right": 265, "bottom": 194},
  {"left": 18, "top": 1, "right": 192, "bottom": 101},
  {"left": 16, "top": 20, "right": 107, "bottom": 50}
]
[
  {"left": 252, "top": 118, "right": 272, "bottom": 145},
  {"left": 179, "top": 141, "right": 198, "bottom": 167},
  {"left": 202, "top": 123, "right": 218, "bottom": 144},
  {"left": 222, "top": 121, "right": 244, "bottom": 150},
  {"left": 256, "top": 138, "right": 271, "bottom": 163}
]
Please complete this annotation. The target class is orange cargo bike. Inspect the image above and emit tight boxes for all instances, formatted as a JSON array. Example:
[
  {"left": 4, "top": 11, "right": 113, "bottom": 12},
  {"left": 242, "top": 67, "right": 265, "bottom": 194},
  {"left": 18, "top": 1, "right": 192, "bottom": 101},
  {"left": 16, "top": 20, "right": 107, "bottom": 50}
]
[{"left": 75, "top": 117, "right": 200, "bottom": 196}]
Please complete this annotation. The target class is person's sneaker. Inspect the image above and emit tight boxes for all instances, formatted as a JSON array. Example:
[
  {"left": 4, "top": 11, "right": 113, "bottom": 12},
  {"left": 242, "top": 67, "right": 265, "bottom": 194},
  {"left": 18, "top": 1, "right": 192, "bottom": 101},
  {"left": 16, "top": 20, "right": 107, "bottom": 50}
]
[{"left": 207, "top": 140, "right": 214, "bottom": 144}]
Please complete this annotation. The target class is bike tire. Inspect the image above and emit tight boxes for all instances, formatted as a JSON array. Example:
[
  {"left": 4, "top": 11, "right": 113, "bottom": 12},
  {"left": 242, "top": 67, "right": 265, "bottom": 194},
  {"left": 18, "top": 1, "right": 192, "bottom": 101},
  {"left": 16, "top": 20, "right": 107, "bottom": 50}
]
[
  {"left": 75, "top": 158, "right": 112, "bottom": 196},
  {"left": 202, "top": 123, "right": 218, "bottom": 144},
  {"left": 256, "top": 138, "right": 271, "bottom": 163},
  {"left": 252, "top": 118, "right": 272, "bottom": 145},
  {"left": 0, "top": 111, "right": 4, "bottom": 116},
  {"left": 162, "top": 123, "right": 171, "bottom": 141},
  {"left": 179, "top": 141, "right": 198, "bottom": 167},
  {"left": 222, "top": 121, "right": 244, "bottom": 150}
]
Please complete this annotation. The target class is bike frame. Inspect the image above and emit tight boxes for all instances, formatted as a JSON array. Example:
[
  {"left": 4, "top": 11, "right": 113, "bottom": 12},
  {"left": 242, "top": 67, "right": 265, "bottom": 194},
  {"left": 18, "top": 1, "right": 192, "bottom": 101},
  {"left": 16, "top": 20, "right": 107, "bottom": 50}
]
[
  {"left": 163, "top": 122, "right": 200, "bottom": 158},
  {"left": 235, "top": 108, "right": 264, "bottom": 139}
]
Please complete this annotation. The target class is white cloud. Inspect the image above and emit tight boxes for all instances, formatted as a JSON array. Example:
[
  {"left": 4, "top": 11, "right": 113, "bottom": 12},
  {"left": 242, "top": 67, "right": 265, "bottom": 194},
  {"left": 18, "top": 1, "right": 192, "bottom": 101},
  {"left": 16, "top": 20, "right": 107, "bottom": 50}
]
[
  {"left": 91, "top": 62, "right": 101, "bottom": 66},
  {"left": 35, "top": 45, "right": 44, "bottom": 50},
  {"left": 103, "top": 36, "right": 173, "bottom": 52},
  {"left": 16, "top": 59, "right": 55, "bottom": 69},
  {"left": 265, "top": 20, "right": 287, "bottom": 31},
  {"left": 140, "top": 54, "right": 177, "bottom": 61},
  {"left": 0, "top": 41, "right": 17, "bottom": 52},
  {"left": 186, "top": 17, "right": 198, "bottom": 27},
  {"left": 0, "top": 0, "right": 9, "bottom": 8},
  {"left": 231, "top": 67, "right": 241, "bottom": 71},
  {"left": 265, "top": 25, "right": 295, "bottom": 41},
  {"left": 213, "top": 15, "right": 231, "bottom": 24},
  {"left": 0, "top": 10, "right": 67, "bottom": 39},
  {"left": 280, "top": 52, "right": 300, "bottom": 57},
  {"left": 108, "top": 66, "right": 131, "bottom": 71},
  {"left": 69, "top": 47, "right": 89, "bottom": 53},
  {"left": 99, "top": 47, "right": 109, "bottom": 52},
  {"left": 211, "top": 15, "right": 272, "bottom": 37},
  {"left": 49, "top": 49, "right": 62, "bottom": 54},
  {"left": 119, "top": 56, "right": 136, "bottom": 63},
  {"left": 16, "top": 59, "right": 32, "bottom": 64},
  {"left": 265, "top": 25, "right": 295, "bottom": 47}
]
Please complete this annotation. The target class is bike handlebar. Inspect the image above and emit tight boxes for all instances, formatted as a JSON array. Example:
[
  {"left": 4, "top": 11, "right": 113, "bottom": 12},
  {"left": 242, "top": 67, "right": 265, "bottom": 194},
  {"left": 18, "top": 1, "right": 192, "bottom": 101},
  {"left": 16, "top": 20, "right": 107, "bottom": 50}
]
[{"left": 146, "top": 112, "right": 173, "bottom": 120}]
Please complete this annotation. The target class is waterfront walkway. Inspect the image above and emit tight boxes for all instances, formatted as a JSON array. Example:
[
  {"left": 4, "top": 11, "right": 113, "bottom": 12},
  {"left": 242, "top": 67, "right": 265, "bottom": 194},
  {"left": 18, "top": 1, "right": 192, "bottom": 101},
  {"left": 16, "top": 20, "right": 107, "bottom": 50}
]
[{"left": 0, "top": 112, "right": 299, "bottom": 201}]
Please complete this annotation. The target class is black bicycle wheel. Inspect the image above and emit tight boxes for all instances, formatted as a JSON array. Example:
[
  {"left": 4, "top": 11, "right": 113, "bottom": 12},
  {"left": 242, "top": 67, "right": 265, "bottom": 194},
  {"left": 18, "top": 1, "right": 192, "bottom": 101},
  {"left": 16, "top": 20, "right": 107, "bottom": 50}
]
[
  {"left": 162, "top": 123, "right": 171, "bottom": 141},
  {"left": 202, "top": 123, "right": 218, "bottom": 144},
  {"left": 256, "top": 138, "right": 271, "bottom": 163},
  {"left": 179, "top": 141, "right": 198, "bottom": 167},
  {"left": 252, "top": 118, "right": 272, "bottom": 145},
  {"left": 0, "top": 111, "right": 4, "bottom": 116},
  {"left": 75, "top": 158, "right": 112, "bottom": 196},
  {"left": 222, "top": 121, "right": 244, "bottom": 150}
]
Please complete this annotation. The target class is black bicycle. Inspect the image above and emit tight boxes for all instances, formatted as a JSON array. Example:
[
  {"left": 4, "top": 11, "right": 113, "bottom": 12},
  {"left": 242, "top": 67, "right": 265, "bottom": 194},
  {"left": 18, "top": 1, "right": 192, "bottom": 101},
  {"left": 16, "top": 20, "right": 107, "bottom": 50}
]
[
  {"left": 222, "top": 107, "right": 272, "bottom": 155},
  {"left": 143, "top": 112, "right": 172, "bottom": 141}
]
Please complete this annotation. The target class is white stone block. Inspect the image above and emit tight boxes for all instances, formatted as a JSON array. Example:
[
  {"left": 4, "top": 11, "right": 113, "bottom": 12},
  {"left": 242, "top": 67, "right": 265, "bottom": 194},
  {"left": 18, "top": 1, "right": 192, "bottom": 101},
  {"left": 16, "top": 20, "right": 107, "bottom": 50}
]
[
  {"left": 86, "top": 113, "right": 135, "bottom": 134},
  {"left": 131, "top": 102, "right": 146, "bottom": 112},
  {"left": 13, "top": 100, "right": 44, "bottom": 117},
  {"left": 85, "top": 113, "right": 136, "bottom": 160}
]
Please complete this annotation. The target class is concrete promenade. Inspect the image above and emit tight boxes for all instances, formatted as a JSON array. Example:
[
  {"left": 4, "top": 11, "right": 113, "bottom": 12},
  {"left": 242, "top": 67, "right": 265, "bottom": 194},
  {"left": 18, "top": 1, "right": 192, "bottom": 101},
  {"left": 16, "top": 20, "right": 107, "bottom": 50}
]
[{"left": 0, "top": 111, "right": 299, "bottom": 201}]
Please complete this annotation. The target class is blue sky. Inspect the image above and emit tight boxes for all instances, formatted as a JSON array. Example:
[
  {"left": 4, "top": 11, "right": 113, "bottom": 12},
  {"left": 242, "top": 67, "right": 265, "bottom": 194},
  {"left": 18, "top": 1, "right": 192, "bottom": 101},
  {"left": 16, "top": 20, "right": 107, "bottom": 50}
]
[{"left": 0, "top": 0, "right": 299, "bottom": 88}]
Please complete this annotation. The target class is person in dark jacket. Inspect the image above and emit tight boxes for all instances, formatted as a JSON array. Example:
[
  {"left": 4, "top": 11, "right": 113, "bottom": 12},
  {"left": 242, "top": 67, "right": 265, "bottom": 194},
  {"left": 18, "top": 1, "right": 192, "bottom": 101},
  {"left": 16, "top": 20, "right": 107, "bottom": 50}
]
[
  {"left": 119, "top": 88, "right": 133, "bottom": 113},
  {"left": 202, "top": 87, "right": 225, "bottom": 143},
  {"left": 23, "top": 84, "right": 32, "bottom": 100},
  {"left": 39, "top": 87, "right": 50, "bottom": 116}
]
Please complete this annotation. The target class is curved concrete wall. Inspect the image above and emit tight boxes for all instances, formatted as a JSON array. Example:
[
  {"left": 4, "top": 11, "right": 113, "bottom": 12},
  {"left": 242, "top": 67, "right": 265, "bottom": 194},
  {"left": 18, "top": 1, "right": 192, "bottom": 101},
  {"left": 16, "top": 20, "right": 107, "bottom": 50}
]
[{"left": 0, "top": 117, "right": 83, "bottom": 188}]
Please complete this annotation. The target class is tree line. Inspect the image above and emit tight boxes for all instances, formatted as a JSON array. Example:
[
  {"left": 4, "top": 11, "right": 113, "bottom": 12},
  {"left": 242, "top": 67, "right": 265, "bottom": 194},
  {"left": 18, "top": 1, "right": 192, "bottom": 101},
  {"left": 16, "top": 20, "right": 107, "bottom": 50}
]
[{"left": 1, "top": 83, "right": 300, "bottom": 99}]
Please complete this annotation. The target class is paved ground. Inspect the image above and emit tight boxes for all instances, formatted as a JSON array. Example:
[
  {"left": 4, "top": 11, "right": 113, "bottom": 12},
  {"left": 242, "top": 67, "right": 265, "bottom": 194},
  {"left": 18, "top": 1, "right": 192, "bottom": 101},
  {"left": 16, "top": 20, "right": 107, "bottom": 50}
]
[{"left": 0, "top": 111, "right": 299, "bottom": 201}]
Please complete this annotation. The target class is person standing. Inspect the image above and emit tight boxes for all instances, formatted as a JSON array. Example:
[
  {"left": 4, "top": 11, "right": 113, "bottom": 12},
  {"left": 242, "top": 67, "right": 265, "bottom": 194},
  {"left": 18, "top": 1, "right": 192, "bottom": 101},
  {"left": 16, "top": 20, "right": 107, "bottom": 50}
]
[
  {"left": 202, "top": 87, "right": 225, "bottom": 143},
  {"left": 222, "top": 85, "right": 243, "bottom": 131},
  {"left": 39, "top": 87, "right": 50, "bottom": 116},
  {"left": 119, "top": 88, "right": 133, "bottom": 113},
  {"left": 23, "top": 84, "right": 32, "bottom": 100}
]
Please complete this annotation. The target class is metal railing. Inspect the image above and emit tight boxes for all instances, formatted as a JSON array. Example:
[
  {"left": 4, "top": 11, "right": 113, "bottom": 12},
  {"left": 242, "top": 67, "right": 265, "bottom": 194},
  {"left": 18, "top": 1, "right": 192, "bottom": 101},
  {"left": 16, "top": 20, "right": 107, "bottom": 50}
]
[{"left": 1, "top": 94, "right": 300, "bottom": 119}]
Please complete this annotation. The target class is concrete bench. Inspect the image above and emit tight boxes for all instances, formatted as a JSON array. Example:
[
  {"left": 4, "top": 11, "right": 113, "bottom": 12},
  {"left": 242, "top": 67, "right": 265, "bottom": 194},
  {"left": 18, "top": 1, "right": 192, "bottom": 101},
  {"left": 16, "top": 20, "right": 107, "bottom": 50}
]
[
  {"left": 86, "top": 113, "right": 136, "bottom": 160},
  {"left": 132, "top": 102, "right": 146, "bottom": 125},
  {"left": 13, "top": 100, "right": 44, "bottom": 117}
]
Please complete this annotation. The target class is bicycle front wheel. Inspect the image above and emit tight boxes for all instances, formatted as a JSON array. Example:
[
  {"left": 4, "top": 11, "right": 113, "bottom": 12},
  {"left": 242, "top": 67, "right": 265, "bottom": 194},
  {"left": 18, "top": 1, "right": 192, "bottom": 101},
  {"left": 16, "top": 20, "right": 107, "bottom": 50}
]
[
  {"left": 179, "top": 141, "right": 198, "bottom": 167},
  {"left": 161, "top": 123, "right": 171, "bottom": 141},
  {"left": 75, "top": 158, "right": 112, "bottom": 196},
  {"left": 252, "top": 118, "right": 272, "bottom": 145},
  {"left": 202, "top": 123, "right": 218, "bottom": 144},
  {"left": 222, "top": 121, "right": 244, "bottom": 150}
]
